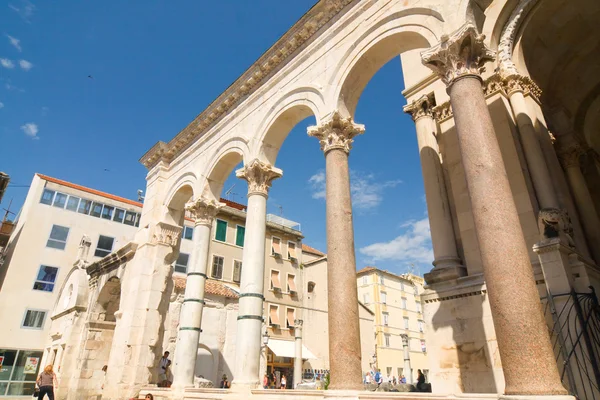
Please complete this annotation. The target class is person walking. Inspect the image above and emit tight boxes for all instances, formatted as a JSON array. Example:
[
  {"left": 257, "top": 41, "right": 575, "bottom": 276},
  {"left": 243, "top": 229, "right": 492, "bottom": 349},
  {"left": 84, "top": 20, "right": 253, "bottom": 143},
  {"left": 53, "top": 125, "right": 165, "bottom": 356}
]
[
  {"left": 36, "top": 365, "right": 57, "bottom": 400},
  {"left": 157, "top": 351, "right": 171, "bottom": 387}
]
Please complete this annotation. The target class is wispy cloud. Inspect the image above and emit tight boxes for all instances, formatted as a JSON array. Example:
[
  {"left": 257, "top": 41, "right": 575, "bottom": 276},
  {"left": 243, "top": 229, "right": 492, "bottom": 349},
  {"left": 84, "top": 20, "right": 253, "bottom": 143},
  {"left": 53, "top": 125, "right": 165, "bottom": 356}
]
[
  {"left": 0, "top": 58, "right": 15, "bottom": 69},
  {"left": 20, "top": 122, "right": 39, "bottom": 139},
  {"left": 308, "top": 169, "right": 401, "bottom": 210},
  {"left": 359, "top": 216, "right": 434, "bottom": 266},
  {"left": 0, "top": 102, "right": 4, "bottom": 109},
  {"left": 8, "top": 1, "right": 36, "bottom": 23},
  {"left": 41, "top": 106, "right": 49, "bottom": 116},
  {"left": 19, "top": 59, "right": 33, "bottom": 71},
  {"left": 6, "top": 35, "right": 22, "bottom": 52}
]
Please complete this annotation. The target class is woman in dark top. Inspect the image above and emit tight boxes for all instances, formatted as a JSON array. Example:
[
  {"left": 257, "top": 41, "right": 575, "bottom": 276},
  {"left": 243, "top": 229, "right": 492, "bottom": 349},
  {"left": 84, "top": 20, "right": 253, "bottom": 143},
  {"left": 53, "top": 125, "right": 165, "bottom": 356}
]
[
  {"left": 416, "top": 369, "right": 426, "bottom": 391},
  {"left": 36, "top": 365, "right": 57, "bottom": 400}
]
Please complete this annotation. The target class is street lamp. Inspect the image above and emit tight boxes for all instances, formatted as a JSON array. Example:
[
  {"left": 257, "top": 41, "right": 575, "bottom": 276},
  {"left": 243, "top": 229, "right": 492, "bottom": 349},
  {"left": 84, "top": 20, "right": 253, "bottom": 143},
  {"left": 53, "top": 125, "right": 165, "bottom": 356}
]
[{"left": 262, "top": 327, "right": 270, "bottom": 345}]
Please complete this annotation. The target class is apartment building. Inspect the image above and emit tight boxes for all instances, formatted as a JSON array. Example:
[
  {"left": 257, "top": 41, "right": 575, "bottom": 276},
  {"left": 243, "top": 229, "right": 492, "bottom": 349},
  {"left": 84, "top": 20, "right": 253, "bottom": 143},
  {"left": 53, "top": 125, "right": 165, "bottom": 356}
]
[{"left": 356, "top": 267, "right": 428, "bottom": 382}]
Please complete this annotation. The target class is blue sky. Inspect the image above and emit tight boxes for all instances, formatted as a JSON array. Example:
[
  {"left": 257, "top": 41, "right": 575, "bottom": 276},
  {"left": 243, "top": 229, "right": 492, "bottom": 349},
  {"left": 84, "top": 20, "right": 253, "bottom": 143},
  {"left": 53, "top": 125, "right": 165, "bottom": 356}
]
[{"left": 1, "top": 0, "right": 432, "bottom": 276}]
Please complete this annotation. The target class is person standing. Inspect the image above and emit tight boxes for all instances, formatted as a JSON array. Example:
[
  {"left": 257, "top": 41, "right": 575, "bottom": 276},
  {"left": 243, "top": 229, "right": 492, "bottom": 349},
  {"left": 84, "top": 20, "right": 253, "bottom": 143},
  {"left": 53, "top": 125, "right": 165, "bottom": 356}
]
[
  {"left": 157, "top": 351, "right": 171, "bottom": 387},
  {"left": 416, "top": 369, "right": 426, "bottom": 391},
  {"left": 36, "top": 365, "right": 57, "bottom": 400},
  {"left": 281, "top": 374, "right": 287, "bottom": 389},
  {"left": 263, "top": 374, "right": 269, "bottom": 389}
]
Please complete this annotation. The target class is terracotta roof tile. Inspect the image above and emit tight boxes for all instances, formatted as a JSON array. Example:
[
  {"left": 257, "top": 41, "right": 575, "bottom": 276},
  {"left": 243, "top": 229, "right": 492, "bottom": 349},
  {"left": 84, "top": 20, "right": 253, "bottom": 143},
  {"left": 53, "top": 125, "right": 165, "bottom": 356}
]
[
  {"left": 357, "top": 266, "right": 377, "bottom": 274},
  {"left": 301, "top": 243, "right": 325, "bottom": 256},
  {"left": 173, "top": 277, "right": 239, "bottom": 299}
]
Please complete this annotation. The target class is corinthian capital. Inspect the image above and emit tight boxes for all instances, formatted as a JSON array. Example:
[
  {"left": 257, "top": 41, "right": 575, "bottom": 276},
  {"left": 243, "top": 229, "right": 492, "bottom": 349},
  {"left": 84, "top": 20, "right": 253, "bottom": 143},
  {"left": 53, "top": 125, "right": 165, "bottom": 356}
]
[
  {"left": 307, "top": 111, "right": 365, "bottom": 154},
  {"left": 403, "top": 93, "right": 436, "bottom": 121},
  {"left": 185, "top": 197, "right": 224, "bottom": 226},
  {"left": 502, "top": 74, "right": 542, "bottom": 100},
  {"left": 557, "top": 145, "right": 583, "bottom": 169},
  {"left": 236, "top": 159, "right": 282, "bottom": 196},
  {"left": 421, "top": 23, "right": 495, "bottom": 86}
]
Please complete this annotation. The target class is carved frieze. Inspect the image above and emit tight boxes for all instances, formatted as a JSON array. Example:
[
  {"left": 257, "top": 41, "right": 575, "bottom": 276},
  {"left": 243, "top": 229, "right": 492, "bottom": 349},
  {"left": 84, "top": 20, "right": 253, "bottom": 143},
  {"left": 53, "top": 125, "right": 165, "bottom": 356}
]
[
  {"left": 151, "top": 222, "right": 183, "bottom": 247},
  {"left": 432, "top": 101, "right": 453, "bottom": 124},
  {"left": 307, "top": 111, "right": 365, "bottom": 154},
  {"left": 403, "top": 93, "right": 436, "bottom": 121},
  {"left": 421, "top": 23, "right": 495, "bottom": 86},
  {"left": 502, "top": 74, "right": 542, "bottom": 102},
  {"left": 185, "top": 197, "right": 224, "bottom": 227},
  {"left": 498, "top": 0, "right": 540, "bottom": 77},
  {"left": 236, "top": 159, "right": 282, "bottom": 196}
]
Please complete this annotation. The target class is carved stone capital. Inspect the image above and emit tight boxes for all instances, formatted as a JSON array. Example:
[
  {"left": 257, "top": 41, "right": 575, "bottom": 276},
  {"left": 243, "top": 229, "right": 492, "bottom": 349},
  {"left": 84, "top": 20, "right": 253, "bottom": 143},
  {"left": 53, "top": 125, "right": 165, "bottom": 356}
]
[
  {"left": 307, "top": 111, "right": 365, "bottom": 154},
  {"left": 185, "top": 197, "right": 225, "bottom": 226},
  {"left": 421, "top": 23, "right": 495, "bottom": 86},
  {"left": 151, "top": 221, "right": 182, "bottom": 247},
  {"left": 400, "top": 334, "right": 409, "bottom": 346},
  {"left": 557, "top": 141, "right": 584, "bottom": 169},
  {"left": 502, "top": 74, "right": 542, "bottom": 100},
  {"left": 432, "top": 101, "right": 453, "bottom": 123},
  {"left": 537, "top": 208, "right": 575, "bottom": 248},
  {"left": 403, "top": 94, "right": 436, "bottom": 121},
  {"left": 236, "top": 159, "right": 282, "bottom": 196}
]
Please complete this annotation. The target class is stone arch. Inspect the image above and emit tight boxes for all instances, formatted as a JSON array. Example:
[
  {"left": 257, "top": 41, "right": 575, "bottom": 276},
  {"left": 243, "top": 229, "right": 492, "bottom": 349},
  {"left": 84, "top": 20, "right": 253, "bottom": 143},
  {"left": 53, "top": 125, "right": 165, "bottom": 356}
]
[
  {"left": 93, "top": 276, "right": 121, "bottom": 323},
  {"left": 255, "top": 86, "right": 324, "bottom": 165},
  {"left": 52, "top": 267, "right": 89, "bottom": 314},
  {"left": 201, "top": 139, "right": 250, "bottom": 200},
  {"left": 163, "top": 178, "right": 196, "bottom": 226},
  {"left": 330, "top": 10, "right": 443, "bottom": 118},
  {"left": 195, "top": 344, "right": 215, "bottom": 383}
]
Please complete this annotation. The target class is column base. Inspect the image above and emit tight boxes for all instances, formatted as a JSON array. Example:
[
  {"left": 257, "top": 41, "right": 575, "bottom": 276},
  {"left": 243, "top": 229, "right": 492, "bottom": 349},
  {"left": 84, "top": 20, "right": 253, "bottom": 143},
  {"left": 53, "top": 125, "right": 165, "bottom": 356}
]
[{"left": 425, "top": 261, "right": 467, "bottom": 284}]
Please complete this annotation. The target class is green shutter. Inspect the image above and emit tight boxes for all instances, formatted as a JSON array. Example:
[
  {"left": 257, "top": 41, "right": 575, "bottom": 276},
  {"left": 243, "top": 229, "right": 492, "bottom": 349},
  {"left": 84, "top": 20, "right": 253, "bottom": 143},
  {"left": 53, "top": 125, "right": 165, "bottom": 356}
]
[
  {"left": 236, "top": 226, "right": 245, "bottom": 247},
  {"left": 215, "top": 220, "right": 227, "bottom": 242}
]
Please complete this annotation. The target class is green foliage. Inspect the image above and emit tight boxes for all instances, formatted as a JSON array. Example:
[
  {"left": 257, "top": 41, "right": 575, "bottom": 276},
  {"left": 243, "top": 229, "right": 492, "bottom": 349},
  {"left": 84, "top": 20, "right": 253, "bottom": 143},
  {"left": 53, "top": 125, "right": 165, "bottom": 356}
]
[{"left": 324, "top": 373, "right": 330, "bottom": 390}]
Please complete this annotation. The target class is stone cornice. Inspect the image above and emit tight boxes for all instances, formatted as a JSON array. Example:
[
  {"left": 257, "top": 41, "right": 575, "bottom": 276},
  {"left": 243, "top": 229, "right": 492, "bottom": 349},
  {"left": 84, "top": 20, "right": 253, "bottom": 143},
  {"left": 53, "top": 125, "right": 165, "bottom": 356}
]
[{"left": 139, "top": 0, "right": 357, "bottom": 170}]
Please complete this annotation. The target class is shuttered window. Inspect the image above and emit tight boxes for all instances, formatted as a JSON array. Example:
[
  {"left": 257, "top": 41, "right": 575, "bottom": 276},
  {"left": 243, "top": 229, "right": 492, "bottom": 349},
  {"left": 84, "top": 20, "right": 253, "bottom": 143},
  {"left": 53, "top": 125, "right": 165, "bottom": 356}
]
[
  {"left": 215, "top": 220, "right": 227, "bottom": 242},
  {"left": 235, "top": 226, "right": 245, "bottom": 247},
  {"left": 212, "top": 255, "right": 224, "bottom": 279},
  {"left": 233, "top": 260, "right": 242, "bottom": 283}
]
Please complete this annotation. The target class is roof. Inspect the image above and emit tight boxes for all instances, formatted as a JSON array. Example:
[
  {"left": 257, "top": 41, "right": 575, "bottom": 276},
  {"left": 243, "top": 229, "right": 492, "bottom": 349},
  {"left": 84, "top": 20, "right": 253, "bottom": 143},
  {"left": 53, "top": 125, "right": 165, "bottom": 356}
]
[
  {"left": 301, "top": 244, "right": 325, "bottom": 256},
  {"left": 220, "top": 198, "right": 247, "bottom": 211},
  {"left": 38, "top": 174, "right": 143, "bottom": 208},
  {"left": 173, "top": 277, "right": 239, "bottom": 299},
  {"left": 356, "top": 266, "right": 423, "bottom": 283}
]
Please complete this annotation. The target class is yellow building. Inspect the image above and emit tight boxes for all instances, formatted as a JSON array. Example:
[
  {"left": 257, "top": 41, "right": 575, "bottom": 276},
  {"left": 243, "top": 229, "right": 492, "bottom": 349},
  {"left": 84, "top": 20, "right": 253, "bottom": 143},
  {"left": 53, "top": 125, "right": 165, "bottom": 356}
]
[{"left": 357, "top": 267, "right": 428, "bottom": 382}]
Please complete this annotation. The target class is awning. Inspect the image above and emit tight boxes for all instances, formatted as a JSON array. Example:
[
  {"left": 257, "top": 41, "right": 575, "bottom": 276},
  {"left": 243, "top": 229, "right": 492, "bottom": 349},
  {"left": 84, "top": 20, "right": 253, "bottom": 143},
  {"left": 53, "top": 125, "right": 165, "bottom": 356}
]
[{"left": 267, "top": 339, "right": 317, "bottom": 359}]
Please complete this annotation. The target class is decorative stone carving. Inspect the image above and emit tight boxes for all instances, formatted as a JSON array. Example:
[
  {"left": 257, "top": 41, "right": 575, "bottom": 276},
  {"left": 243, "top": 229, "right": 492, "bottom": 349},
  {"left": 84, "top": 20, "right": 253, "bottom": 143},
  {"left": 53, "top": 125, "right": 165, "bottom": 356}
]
[
  {"left": 498, "top": 0, "right": 540, "bottom": 77},
  {"left": 185, "top": 197, "right": 224, "bottom": 226},
  {"left": 421, "top": 23, "right": 495, "bottom": 86},
  {"left": 236, "top": 159, "right": 282, "bottom": 196},
  {"left": 294, "top": 319, "right": 304, "bottom": 329},
  {"left": 307, "top": 111, "right": 365, "bottom": 154},
  {"left": 400, "top": 334, "right": 409, "bottom": 346},
  {"left": 150, "top": 222, "right": 182, "bottom": 247},
  {"left": 502, "top": 74, "right": 542, "bottom": 101},
  {"left": 403, "top": 94, "right": 435, "bottom": 121},
  {"left": 538, "top": 208, "right": 575, "bottom": 248},
  {"left": 557, "top": 145, "right": 583, "bottom": 169},
  {"left": 432, "top": 101, "right": 453, "bottom": 123},
  {"left": 483, "top": 74, "right": 504, "bottom": 98},
  {"left": 75, "top": 235, "right": 92, "bottom": 269}
]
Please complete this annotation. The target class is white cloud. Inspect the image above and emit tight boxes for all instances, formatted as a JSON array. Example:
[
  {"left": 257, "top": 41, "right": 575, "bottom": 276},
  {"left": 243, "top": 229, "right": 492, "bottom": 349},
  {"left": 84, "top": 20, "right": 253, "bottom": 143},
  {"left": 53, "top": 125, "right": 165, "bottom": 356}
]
[
  {"left": 8, "top": 1, "right": 36, "bottom": 23},
  {"left": 0, "top": 102, "right": 4, "bottom": 109},
  {"left": 19, "top": 59, "right": 33, "bottom": 71},
  {"left": 359, "top": 217, "right": 434, "bottom": 265},
  {"left": 20, "top": 122, "right": 39, "bottom": 139},
  {"left": 308, "top": 169, "right": 401, "bottom": 210},
  {"left": 0, "top": 58, "right": 15, "bottom": 69},
  {"left": 6, "top": 35, "right": 21, "bottom": 52}
]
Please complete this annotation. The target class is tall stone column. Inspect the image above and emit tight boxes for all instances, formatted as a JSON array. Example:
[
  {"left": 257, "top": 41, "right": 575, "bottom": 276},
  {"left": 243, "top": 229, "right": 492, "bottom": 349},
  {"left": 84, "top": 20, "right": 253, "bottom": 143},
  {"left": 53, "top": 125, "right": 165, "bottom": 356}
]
[
  {"left": 557, "top": 143, "right": 600, "bottom": 264},
  {"left": 308, "top": 112, "right": 364, "bottom": 390},
  {"left": 422, "top": 23, "right": 567, "bottom": 396},
  {"left": 233, "top": 159, "right": 282, "bottom": 389},
  {"left": 293, "top": 319, "right": 303, "bottom": 388},
  {"left": 171, "top": 198, "right": 223, "bottom": 388},
  {"left": 404, "top": 94, "right": 465, "bottom": 283},
  {"left": 503, "top": 75, "right": 560, "bottom": 209},
  {"left": 400, "top": 334, "right": 413, "bottom": 384}
]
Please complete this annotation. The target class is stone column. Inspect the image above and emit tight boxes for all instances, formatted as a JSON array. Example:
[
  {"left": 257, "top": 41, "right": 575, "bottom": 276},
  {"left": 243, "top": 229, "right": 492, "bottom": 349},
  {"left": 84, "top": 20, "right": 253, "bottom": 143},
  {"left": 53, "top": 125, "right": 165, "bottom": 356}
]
[
  {"left": 557, "top": 143, "right": 600, "bottom": 264},
  {"left": 171, "top": 198, "right": 223, "bottom": 388},
  {"left": 421, "top": 23, "right": 567, "bottom": 396},
  {"left": 400, "top": 334, "right": 413, "bottom": 384},
  {"left": 308, "top": 112, "right": 364, "bottom": 390},
  {"left": 503, "top": 75, "right": 560, "bottom": 209},
  {"left": 293, "top": 319, "right": 303, "bottom": 388},
  {"left": 233, "top": 159, "right": 282, "bottom": 389},
  {"left": 404, "top": 94, "right": 465, "bottom": 283}
]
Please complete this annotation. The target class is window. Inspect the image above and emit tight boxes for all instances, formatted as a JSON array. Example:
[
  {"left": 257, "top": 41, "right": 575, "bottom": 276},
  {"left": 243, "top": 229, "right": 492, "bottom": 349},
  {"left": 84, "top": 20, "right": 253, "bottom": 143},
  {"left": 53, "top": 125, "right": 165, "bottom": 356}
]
[
  {"left": 307, "top": 281, "right": 315, "bottom": 293},
  {"left": 40, "top": 189, "right": 55, "bottom": 205},
  {"left": 416, "top": 301, "right": 422, "bottom": 313},
  {"left": 401, "top": 297, "right": 407, "bottom": 309},
  {"left": 33, "top": 266, "right": 58, "bottom": 292},
  {"left": 22, "top": 309, "right": 47, "bottom": 329},
  {"left": 418, "top": 320, "right": 424, "bottom": 332},
  {"left": 287, "top": 274, "right": 297, "bottom": 294},
  {"left": 78, "top": 199, "right": 92, "bottom": 215},
  {"left": 380, "top": 275, "right": 385, "bottom": 285},
  {"left": 271, "top": 237, "right": 282, "bottom": 257},
  {"left": 174, "top": 253, "right": 189, "bottom": 274},
  {"left": 386, "top": 367, "right": 392, "bottom": 376},
  {"left": 215, "top": 219, "right": 227, "bottom": 242},
  {"left": 235, "top": 225, "right": 245, "bottom": 247},
  {"left": 364, "top": 293, "right": 370, "bottom": 304},
  {"left": 94, "top": 235, "right": 114, "bottom": 258},
  {"left": 383, "top": 312, "right": 389, "bottom": 326},
  {"left": 414, "top": 285, "right": 419, "bottom": 295},
  {"left": 182, "top": 226, "right": 194, "bottom": 240},
  {"left": 270, "top": 270, "right": 281, "bottom": 291},
  {"left": 288, "top": 241, "right": 298, "bottom": 261},
  {"left": 269, "top": 304, "right": 280, "bottom": 327},
  {"left": 90, "top": 202, "right": 103, "bottom": 218},
  {"left": 384, "top": 334, "right": 390, "bottom": 347},
  {"left": 124, "top": 211, "right": 137, "bottom": 226},
  {"left": 66, "top": 196, "right": 80, "bottom": 212},
  {"left": 233, "top": 260, "right": 242, "bottom": 283},
  {"left": 381, "top": 292, "right": 387, "bottom": 304},
  {"left": 52, "top": 192, "right": 67, "bottom": 208},
  {"left": 397, "top": 367, "right": 403, "bottom": 378},
  {"left": 421, "top": 340, "right": 427, "bottom": 353},
  {"left": 404, "top": 317, "right": 409, "bottom": 329},
  {"left": 101, "top": 205, "right": 114, "bottom": 220},
  {"left": 46, "top": 225, "right": 69, "bottom": 250},
  {"left": 362, "top": 275, "right": 368, "bottom": 285},
  {"left": 113, "top": 208, "right": 125, "bottom": 223},
  {"left": 286, "top": 307, "right": 295, "bottom": 329},
  {"left": 211, "top": 255, "right": 224, "bottom": 279}
]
